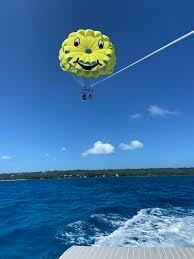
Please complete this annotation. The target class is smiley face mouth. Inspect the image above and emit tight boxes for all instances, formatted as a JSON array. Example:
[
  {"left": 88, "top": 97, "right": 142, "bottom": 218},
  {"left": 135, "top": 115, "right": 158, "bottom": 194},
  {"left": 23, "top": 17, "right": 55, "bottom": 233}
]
[{"left": 73, "top": 58, "right": 102, "bottom": 71}]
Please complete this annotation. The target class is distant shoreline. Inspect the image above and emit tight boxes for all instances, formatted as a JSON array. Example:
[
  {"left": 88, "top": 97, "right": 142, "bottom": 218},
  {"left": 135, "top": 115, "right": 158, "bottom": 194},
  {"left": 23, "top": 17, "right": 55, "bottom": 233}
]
[{"left": 0, "top": 168, "right": 194, "bottom": 181}]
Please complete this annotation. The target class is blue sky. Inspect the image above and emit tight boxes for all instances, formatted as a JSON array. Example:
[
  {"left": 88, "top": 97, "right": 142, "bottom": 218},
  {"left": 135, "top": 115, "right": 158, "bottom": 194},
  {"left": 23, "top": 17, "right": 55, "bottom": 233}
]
[{"left": 0, "top": 0, "right": 194, "bottom": 172}]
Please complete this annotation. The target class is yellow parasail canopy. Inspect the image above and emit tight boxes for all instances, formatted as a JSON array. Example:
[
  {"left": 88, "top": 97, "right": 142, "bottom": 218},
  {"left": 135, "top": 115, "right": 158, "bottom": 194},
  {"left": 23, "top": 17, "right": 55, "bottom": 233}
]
[{"left": 59, "top": 29, "right": 116, "bottom": 78}]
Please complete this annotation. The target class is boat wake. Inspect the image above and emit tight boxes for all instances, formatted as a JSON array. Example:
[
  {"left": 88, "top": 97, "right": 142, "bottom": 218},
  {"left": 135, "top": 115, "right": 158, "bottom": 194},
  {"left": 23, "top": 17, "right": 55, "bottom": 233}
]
[{"left": 56, "top": 207, "right": 194, "bottom": 248}]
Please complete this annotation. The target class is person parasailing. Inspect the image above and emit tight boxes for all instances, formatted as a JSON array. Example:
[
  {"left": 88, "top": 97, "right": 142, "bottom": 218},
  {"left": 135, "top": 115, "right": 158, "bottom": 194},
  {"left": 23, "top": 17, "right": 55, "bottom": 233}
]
[{"left": 58, "top": 29, "right": 116, "bottom": 100}]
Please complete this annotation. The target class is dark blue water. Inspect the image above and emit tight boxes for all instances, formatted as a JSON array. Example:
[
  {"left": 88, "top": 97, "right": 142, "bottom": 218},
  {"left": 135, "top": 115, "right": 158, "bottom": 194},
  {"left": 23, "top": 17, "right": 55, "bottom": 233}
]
[{"left": 0, "top": 176, "right": 194, "bottom": 258}]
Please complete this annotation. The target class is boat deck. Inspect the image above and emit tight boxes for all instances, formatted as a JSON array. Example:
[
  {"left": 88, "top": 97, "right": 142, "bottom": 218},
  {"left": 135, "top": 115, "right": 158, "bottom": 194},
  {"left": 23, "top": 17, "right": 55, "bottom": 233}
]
[{"left": 59, "top": 246, "right": 194, "bottom": 259}]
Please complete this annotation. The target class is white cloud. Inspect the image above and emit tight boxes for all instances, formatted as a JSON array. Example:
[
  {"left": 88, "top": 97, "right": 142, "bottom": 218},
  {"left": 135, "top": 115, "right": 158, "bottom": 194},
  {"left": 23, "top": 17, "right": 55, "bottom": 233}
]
[
  {"left": 82, "top": 141, "right": 115, "bottom": 157},
  {"left": 148, "top": 105, "right": 179, "bottom": 118},
  {"left": 130, "top": 113, "right": 142, "bottom": 119},
  {"left": 61, "top": 146, "right": 66, "bottom": 152},
  {"left": 119, "top": 140, "right": 143, "bottom": 150},
  {"left": 1, "top": 155, "right": 12, "bottom": 160}
]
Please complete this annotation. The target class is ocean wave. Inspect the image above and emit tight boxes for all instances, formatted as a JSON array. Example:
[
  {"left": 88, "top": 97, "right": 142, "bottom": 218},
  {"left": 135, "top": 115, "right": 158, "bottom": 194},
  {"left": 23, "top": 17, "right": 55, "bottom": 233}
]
[
  {"left": 55, "top": 213, "right": 127, "bottom": 245},
  {"left": 95, "top": 207, "right": 194, "bottom": 247},
  {"left": 56, "top": 207, "right": 194, "bottom": 248},
  {"left": 0, "top": 179, "right": 27, "bottom": 182}
]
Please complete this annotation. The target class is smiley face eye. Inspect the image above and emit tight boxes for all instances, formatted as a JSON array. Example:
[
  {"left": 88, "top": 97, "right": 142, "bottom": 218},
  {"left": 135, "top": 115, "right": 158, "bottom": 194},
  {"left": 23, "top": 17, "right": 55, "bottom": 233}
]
[
  {"left": 74, "top": 38, "right": 80, "bottom": 47},
  {"left": 98, "top": 39, "right": 104, "bottom": 49}
]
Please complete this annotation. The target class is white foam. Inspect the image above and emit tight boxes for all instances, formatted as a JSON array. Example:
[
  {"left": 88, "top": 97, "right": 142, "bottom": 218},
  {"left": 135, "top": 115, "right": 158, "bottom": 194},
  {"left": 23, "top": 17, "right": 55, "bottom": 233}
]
[
  {"left": 56, "top": 208, "right": 194, "bottom": 248},
  {"left": 56, "top": 213, "right": 126, "bottom": 245},
  {"left": 94, "top": 208, "right": 194, "bottom": 247}
]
